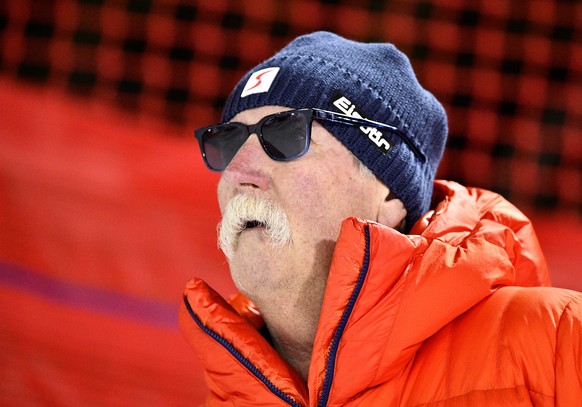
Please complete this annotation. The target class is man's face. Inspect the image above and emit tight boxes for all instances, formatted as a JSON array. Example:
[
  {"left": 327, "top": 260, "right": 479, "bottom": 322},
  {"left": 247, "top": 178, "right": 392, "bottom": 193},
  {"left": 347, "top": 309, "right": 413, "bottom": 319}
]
[{"left": 216, "top": 105, "right": 390, "bottom": 303}]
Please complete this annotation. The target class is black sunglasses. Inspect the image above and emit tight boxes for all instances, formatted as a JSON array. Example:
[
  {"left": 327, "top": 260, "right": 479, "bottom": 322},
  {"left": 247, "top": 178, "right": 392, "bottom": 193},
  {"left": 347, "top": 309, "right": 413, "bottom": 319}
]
[{"left": 194, "top": 108, "right": 426, "bottom": 171}]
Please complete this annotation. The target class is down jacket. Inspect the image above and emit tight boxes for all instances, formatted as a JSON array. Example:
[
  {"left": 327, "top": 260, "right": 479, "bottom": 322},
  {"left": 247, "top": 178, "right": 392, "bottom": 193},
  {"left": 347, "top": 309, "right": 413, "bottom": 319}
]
[{"left": 179, "top": 180, "right": 582, "bottom": 406}]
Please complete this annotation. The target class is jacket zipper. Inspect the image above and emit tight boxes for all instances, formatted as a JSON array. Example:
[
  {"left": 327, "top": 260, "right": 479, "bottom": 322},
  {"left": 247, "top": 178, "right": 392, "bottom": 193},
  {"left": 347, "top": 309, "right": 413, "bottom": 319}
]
[
  {"left": 317, "top": 225, "right": 371, "bottom": 407},
  {"left": 183, "top": 295, "right": 304, "bottom": 407}
]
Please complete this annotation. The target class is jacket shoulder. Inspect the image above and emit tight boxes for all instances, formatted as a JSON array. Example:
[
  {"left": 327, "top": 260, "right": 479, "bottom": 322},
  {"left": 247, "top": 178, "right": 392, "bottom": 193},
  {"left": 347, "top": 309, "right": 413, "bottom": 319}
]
[
  {"left": 484, "top": 286, "right": 582, "bottom": 329},
  {"left": 457, "top": 287, "right": 582, "bottom": 401},
  {"left": 465, "top": 287, "right": 582, "bottom": 403},
  {"left": 403, "top": 287, "right": 582, "bottom": 405}
]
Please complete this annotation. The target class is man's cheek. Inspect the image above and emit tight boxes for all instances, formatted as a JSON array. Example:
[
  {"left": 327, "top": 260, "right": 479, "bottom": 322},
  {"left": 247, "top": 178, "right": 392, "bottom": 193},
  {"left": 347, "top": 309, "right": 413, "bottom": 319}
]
[{"left": 287, "top": 174, "right": 325, "bottom": 212}]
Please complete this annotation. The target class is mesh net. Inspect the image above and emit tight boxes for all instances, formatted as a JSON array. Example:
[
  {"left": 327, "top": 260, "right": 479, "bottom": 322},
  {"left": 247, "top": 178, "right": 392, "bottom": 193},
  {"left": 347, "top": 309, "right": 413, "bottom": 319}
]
[{"left": 1, "top": 0, "right": 581, "bottom": 213}]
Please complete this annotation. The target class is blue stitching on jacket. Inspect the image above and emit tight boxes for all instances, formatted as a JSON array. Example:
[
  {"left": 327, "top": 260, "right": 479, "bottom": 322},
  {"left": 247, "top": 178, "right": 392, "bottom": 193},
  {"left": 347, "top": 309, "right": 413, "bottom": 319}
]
[
  {"left": 183, "top": 295, "right": 303, "bottom": 407},
  {"left": 318, "top": 225, "right": 371, "bottom": 407}
]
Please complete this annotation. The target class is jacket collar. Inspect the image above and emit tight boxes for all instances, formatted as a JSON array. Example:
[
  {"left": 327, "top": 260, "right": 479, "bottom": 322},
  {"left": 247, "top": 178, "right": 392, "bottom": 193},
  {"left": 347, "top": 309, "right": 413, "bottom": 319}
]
[{"left": 309, "top": 180, "right": 549, "bottom": 403}]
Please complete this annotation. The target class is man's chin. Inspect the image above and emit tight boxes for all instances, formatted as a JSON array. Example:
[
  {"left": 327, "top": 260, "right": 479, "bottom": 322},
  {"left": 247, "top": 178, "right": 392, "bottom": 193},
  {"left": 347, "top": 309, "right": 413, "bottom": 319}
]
[
  {"left": 233, "top": 227, "right": 270, "bottom": 250},
  {"left": 226, "top": 233, "right": 291, "bottom": 261}
]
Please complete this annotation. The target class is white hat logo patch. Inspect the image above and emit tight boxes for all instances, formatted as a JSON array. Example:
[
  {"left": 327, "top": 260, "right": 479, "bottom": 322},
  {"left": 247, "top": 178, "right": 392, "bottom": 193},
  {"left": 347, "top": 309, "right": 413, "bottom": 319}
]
[{"left": 240, "top": 67, "right": 280, "bottom": 98}]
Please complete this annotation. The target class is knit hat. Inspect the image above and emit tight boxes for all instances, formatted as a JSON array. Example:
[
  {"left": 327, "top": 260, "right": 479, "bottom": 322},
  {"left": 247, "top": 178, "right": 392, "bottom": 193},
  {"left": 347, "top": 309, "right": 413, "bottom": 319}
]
[{"left": 222, "top": 31, "right": 448, "bottom": 229}]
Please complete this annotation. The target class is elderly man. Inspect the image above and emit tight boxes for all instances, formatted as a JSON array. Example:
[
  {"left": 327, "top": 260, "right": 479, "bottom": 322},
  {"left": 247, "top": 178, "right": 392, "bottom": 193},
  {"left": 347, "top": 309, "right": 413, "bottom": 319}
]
[{"left": 179, "top": 32, "right": 582, "bottom": 406}]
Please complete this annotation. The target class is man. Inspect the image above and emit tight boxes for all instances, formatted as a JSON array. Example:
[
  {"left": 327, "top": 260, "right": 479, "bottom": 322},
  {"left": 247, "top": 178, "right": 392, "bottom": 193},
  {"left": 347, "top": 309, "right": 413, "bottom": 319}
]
[{"left": 179, "top": 32, "right": 582, "bottom": 406}]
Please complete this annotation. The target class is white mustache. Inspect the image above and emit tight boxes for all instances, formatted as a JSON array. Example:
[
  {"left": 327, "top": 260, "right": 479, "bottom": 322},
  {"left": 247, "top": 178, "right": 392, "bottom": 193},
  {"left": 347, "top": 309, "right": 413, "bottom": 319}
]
[{"left": 218, "top": 194, "right": 292, "bottom": 258}]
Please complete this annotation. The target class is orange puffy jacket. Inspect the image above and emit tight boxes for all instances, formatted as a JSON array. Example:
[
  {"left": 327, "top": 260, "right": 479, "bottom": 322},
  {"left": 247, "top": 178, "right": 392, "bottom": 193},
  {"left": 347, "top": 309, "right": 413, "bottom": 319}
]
[{"left": 179, "top": 181, "right": 582, "bottom": 406}]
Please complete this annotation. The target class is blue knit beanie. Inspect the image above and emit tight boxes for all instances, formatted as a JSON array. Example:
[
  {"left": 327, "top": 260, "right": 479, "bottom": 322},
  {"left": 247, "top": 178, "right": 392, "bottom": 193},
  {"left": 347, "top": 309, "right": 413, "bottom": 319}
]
[{"left": 222, "top": 31, "right": 448, "bottom": 229}]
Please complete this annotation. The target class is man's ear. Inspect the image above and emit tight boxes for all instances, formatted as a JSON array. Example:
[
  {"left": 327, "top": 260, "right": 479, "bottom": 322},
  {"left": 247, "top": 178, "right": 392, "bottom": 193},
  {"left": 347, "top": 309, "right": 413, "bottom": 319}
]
[{"left": 377, "top": 192, "right": 407, "bottom": 231}]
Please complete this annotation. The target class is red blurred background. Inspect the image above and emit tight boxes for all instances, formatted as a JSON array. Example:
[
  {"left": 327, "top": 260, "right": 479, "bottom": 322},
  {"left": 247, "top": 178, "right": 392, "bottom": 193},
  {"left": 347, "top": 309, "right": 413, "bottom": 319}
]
[{"left": 0, "top": 0, "right": 580, "bottom": 405}]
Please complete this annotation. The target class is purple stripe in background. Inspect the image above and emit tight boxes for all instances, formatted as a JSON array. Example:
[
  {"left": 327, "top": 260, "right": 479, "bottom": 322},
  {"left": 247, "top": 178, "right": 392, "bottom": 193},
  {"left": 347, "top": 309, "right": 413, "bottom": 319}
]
[{"left": 0, "top": 261, "right": 179, "bottom": 329}]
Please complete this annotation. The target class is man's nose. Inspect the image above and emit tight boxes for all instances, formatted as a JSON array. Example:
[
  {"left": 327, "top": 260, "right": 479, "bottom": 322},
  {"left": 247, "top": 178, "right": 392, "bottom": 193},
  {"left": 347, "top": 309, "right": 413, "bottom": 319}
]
[{"left": 220, "top": 135, "right": 271, "bottom": 190}]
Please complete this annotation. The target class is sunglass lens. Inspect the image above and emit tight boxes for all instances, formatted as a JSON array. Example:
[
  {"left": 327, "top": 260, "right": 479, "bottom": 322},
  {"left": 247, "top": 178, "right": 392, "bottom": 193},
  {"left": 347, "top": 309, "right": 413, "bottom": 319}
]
[
  {"left": 261, "top": 112, "right": 309, "bottom": 160},
  {"left": 203, "top": 124, "right": 247, "bottom": 170}
]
